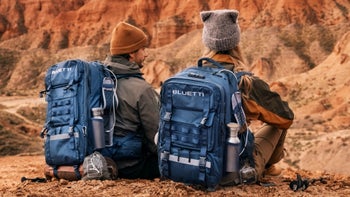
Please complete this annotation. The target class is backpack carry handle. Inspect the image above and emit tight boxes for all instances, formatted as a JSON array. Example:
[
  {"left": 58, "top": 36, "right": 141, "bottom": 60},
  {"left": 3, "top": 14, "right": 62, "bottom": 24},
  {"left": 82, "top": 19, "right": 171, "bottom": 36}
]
[{"left": 197, "top": 57, "right": 224, "bottom": 68}]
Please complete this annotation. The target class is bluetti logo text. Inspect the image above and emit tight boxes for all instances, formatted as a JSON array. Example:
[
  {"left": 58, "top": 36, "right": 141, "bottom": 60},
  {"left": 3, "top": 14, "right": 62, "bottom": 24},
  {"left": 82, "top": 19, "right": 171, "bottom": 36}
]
[
  {"left": 52, "top": 67, "right": 73, "bottom": 75},
  {"left": 172, "top": 89, "right": 205, "bottom": 97}
]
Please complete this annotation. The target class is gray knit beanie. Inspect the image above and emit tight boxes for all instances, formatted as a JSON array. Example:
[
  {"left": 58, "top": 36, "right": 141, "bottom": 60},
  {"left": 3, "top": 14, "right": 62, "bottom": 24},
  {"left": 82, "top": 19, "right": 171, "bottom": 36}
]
[{"left": 200, "top": 9, "right": 240, "bottom": 51}]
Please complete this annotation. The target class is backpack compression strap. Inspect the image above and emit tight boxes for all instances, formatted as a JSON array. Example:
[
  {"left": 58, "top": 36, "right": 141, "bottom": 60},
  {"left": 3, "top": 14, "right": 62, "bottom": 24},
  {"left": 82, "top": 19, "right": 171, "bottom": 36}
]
[
  {"left": 102, "top": 68, "right": 118, "bottom": 147},
  {"left": 231, "top": 71, "right": 252, "bottom": 127}
]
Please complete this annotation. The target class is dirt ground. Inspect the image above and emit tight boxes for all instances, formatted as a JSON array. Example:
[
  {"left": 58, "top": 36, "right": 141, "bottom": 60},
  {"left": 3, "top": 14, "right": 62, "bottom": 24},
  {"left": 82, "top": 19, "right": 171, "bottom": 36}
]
[
  {"left": 0, "top": 155, "right": 350, "bottom": 197},
  {"left": 1, "top": 97, "right": 350, "bottom": 196}
]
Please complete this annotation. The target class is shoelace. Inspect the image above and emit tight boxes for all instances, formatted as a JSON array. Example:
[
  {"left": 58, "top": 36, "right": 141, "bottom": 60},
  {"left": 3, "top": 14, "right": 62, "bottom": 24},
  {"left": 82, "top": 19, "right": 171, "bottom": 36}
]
[{"left": 87, "top": 155, "right": 103, "bottom": 178}]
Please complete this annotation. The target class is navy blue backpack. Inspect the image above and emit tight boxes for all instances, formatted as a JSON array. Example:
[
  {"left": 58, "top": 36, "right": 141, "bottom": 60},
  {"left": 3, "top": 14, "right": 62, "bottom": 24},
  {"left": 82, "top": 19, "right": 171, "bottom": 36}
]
[
  {"left": 40, "top": 59, "right": 117, "bottom": 179},
  {"left": 157, "top": 58, "right": 254, "bottom": 190}
]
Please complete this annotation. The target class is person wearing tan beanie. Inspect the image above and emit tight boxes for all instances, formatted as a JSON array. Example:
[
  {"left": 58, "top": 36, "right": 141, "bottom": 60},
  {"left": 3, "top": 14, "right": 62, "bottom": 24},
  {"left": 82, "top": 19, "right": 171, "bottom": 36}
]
[
  {"left": 100, "top": 22, "right": 160, "bottom": 180},
  {"left": 110, "top": 22, "right": 148, "bottom": 57},
  {"left": 109, "top": 22, "right": 149, "bottom": 67}
]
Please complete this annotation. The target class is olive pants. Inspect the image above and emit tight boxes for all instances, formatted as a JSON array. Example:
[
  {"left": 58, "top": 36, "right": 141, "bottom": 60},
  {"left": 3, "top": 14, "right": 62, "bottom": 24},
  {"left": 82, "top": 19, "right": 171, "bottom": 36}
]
[{"left": 253, "top": 124, "right": 287, "bottom": 180}]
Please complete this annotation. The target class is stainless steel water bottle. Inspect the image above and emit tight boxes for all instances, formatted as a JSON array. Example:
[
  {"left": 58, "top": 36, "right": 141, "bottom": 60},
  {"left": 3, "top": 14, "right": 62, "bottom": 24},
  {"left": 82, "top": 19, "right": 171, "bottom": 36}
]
[
  {"left": 91, "top": 107, "right": 105, "bottom": 150},
  {"left": 226, "top": 122, "right": 241, "bottom": 184}
]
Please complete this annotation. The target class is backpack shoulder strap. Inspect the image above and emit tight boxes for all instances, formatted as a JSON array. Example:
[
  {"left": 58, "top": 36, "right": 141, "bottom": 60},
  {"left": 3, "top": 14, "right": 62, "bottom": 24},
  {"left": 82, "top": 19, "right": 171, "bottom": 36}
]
[
  {"left": 235, "top": 71, "right": 252, "bottom": 79},
  {"left": 101, "top": 66, "right": 118, "bottom": 147},
  {"left": 218, "top": 69, "right": 249, "bottom": 127},
  {"left": 116, "top": 73, "right": 144, "bottom": 80}
]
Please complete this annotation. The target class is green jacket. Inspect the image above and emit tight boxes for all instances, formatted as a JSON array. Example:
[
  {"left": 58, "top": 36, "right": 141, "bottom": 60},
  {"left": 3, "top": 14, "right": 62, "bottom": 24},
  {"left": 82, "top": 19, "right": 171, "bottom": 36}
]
[{"left": 104, "top": 56, "right": 160, "bottom": 155}]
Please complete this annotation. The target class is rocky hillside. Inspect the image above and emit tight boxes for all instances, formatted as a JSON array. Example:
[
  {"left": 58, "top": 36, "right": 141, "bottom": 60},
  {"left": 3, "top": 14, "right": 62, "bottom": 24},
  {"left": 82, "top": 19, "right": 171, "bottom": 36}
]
[
  {"left": 0, "top": 0, "right": 349, "bottom": 93},
  {"left": 0, "top": 0, "right": 349, "bottom": 179},
  {"left": 1, "top": 0, "right": 349, "bottom": 48}
]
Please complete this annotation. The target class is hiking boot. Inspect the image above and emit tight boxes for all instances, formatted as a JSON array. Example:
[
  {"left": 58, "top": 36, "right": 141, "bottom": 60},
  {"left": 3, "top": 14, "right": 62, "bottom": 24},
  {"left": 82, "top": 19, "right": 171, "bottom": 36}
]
[
  {"left": 105, "top": 157, "right": 118, "bottom": 180},
  {"left": 264, "top": 165, "right": 282, "bottom": 176},
  {"left": 220, "top": 172, "right": 240, "bottom": 186},
  {"left": 82, "top": 151, "right": 118, "bottom": 180}
]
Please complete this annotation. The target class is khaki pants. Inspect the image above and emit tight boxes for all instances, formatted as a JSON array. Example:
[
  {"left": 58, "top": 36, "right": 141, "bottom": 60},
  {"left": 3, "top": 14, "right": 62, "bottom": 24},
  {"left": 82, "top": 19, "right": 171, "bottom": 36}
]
[{"left": 253, "top": 124, "right": 287, "bottom": 180}]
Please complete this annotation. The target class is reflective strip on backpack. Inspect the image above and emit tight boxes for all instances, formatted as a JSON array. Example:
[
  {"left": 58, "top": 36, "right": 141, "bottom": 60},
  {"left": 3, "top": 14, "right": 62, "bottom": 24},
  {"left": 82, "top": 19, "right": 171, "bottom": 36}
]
[
  {"left": 168, "top": 154, "right": 211, "bottom": 169},
  {"left": 49, "top": 132, "right": 79, "bottom": 141}
]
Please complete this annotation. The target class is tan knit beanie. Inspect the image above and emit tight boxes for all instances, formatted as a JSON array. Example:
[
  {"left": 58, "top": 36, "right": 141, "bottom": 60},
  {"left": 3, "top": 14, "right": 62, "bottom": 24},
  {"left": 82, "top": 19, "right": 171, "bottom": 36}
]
[{"left": 110, "top": 22, "right": 148, "bottom": 55}]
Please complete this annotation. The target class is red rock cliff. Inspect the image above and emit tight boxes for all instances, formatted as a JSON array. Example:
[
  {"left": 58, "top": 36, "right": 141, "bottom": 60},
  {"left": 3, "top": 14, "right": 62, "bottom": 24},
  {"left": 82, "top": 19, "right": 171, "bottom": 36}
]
[{"left": 0, "top": 0, "right": 349, "bottom": 50}]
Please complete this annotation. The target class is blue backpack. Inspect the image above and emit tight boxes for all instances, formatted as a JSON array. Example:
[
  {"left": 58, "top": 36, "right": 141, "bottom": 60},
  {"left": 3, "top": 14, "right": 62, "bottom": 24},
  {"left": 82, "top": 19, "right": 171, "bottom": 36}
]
[
  {"left": 40, "top": 59, "right": 117, "bottom": 179},
  {"left": 157, "top": 58, "right": 254, "bottom": 190}
]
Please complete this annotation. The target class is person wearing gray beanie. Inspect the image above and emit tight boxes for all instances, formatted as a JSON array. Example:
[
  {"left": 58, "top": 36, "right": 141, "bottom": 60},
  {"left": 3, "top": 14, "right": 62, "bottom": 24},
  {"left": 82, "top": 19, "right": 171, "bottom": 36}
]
[
  {"left": 199, "top": 9, "right": 294, "bottom": 186},
  {"left": 201, "top": 9, "right": 241, "bottom": 51}
]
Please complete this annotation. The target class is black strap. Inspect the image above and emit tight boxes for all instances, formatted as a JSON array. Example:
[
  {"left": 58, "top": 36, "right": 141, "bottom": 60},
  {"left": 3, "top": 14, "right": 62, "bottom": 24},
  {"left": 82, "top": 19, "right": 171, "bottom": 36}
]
[
  {"left": 21, "top": 176, "right": 47, "bottom": 183},
  {"left": 197, "top": 57, "right": 224, "bottom": 68},
  {"left": 73, "top": 165, "right": 82, "bottom": 180},
  {"left": 53, "top": 166, "right": 59, "bottom": 179},
  {"left": 116, "top": 73, "right": 144, "bottom": 80}
]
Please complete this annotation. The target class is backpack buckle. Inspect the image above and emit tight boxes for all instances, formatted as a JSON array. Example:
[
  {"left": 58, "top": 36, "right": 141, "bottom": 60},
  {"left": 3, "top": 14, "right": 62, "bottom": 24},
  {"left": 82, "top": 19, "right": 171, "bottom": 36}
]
[
  {"left": 199, "top": 156, "right": 206, "bottom": 168},
  {"left": 200, "top": 117, "right": 207, "bottom": 125},
  {"left": 40, "top": 128, "right": 48, "bottom": 138},
  {"left": 164, "top": 112, "right": 172, "bottom": 121},
  {"left": 160, "top": 151, "right": 170, "bottom": 161}
]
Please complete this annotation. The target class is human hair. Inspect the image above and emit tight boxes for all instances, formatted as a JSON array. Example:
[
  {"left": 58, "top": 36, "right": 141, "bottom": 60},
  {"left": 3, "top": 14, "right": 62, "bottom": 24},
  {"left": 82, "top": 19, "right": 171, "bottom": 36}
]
[{"left": 203, "top": 45, "right": 253, "bottom": 98}]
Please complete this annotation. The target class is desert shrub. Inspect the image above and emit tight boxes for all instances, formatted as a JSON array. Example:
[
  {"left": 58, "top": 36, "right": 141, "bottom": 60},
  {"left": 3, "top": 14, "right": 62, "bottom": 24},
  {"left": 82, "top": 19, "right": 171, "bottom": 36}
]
[
  {"left": 318, "top": 26, "right": 336, "bottom": 53},
  {"left": 335, "top": 1, "right": 349, "bottom": 16},
  {"left": 278, "top": 26, "right": 316, "bottom": 69}
]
